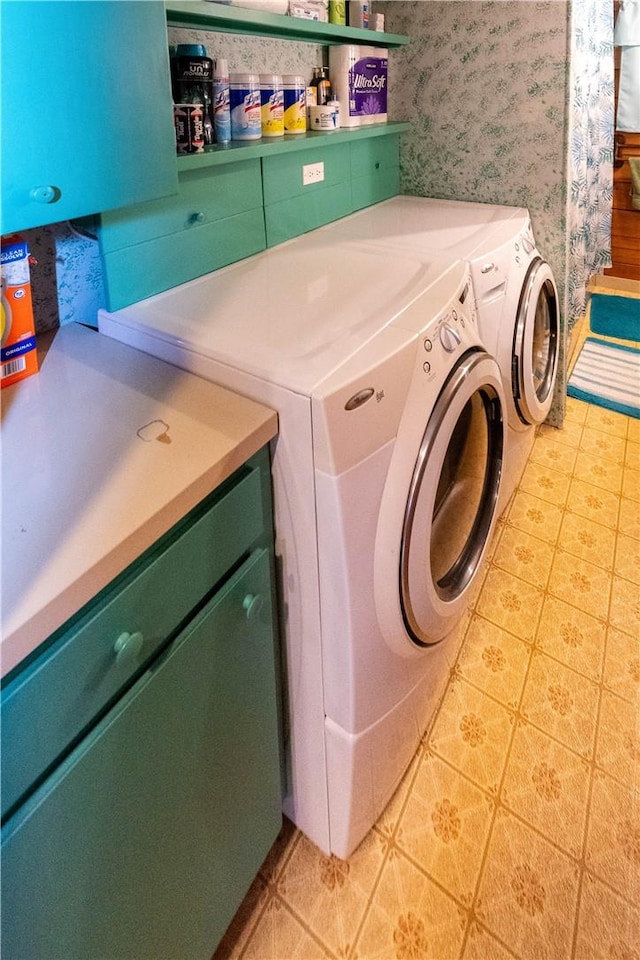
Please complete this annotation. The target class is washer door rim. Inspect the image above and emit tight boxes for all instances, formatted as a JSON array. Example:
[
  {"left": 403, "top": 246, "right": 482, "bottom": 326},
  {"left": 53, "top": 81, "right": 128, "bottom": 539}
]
[
  {"left": 513, "top": 256, "right": 559, "bottom": 426},
  {"left": 374, "top": 348, "right": 506, "bottom": 658}
]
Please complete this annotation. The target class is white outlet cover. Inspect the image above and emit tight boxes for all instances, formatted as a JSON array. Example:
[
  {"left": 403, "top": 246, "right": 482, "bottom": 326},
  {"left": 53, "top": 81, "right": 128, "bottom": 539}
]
[{"left": 303, "top": 161, "right": 325, "bottom": 186}]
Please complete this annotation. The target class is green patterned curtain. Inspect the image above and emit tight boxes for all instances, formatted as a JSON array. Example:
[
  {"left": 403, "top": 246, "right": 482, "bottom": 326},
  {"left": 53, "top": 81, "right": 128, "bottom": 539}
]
[{"left": 566, "top": 0, "right": 615, "bottom": 323}]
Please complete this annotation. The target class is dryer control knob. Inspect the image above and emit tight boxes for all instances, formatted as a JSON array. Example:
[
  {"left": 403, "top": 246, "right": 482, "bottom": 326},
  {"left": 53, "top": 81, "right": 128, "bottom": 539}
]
[{"left": 439, "top": 323, "right": 462, "bottom": 352}]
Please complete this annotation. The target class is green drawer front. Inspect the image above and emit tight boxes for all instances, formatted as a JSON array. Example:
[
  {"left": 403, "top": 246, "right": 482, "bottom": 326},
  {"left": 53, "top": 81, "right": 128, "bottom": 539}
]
[
  {"left": 349, "top": 135, "right": 400, "bottom": 212},
  {"left": 1, "top": 461, "right": 265, "bottom": 819},
  {"left": 351, "top": 166, "right": 400, "bottom": 212},
  {"left": 349, "top": 135, "right": 400, "bottom": 178},
  {"left": 102, "top": 207, "right": 266, "bottom": 310},
  {"left": 265, "top": 181, "right": 353, "bottom": 247},
  {"left": 100, "top": 161, "right": 263, "bottom": 254},
  {"left": 262, "top": 142, "right": 351, "bottom": 205}
]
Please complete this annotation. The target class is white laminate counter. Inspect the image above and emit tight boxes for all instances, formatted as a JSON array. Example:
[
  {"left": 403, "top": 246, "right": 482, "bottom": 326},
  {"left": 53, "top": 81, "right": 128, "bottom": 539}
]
[{"left": 1, "top": 323, "right": 278, "bottom": 678}]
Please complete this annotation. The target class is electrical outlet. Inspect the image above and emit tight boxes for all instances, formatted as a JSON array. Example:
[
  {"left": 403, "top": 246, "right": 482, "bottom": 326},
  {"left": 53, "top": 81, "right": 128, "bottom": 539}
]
[{"left": 302, "top": 161, "right": 325, "bottom": 186}]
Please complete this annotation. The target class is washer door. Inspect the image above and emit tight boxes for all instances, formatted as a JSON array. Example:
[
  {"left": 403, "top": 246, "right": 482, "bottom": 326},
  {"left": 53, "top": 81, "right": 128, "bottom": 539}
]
[
  {"left": 375, "top": 350, "right": 506, "bottom": 655},
  {"left": 513, "top": 257, "right": 559, "bottom": 425}
]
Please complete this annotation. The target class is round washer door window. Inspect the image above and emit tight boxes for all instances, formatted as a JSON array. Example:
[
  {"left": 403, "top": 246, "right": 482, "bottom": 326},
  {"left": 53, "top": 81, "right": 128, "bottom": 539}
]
[
  {"left": 400, "top": 351, "right": 505, "bottom": 647},
  {"left": 513, "top": 258, "right": 559, "bottom": 425}
]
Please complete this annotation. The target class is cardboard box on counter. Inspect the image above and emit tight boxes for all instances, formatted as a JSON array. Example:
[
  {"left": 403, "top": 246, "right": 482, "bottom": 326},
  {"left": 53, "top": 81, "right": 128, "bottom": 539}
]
[{"left": 1, "top": 234, "right": 38, "bottom": 389}]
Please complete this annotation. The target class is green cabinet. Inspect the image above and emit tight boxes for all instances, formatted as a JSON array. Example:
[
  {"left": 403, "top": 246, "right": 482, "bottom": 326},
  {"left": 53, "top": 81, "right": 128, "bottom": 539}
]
[
  {"left": 1, "top": 450, "right": 282, "bottom": 960},
  {"left": 1, "top": 1, "right": 178, "bottom": 234}
]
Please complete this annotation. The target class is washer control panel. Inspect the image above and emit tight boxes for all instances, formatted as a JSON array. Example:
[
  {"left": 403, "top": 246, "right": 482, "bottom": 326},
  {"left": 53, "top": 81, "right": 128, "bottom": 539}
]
[{"left": 420, "top": 292, "right": 475, "bottom": 382}]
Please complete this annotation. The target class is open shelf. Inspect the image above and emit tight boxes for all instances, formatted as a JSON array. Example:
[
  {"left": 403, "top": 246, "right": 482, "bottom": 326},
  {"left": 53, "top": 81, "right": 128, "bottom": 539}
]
[
  {"left": 176, "top": 121, "right": 410, "bottom": 170},
  {"left": 165, "top": 1, "right": 409, "bottom": 46}
]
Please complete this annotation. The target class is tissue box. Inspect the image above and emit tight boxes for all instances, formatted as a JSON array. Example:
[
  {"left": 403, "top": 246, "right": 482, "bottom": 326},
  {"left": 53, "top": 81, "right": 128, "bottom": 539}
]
[{"left": 1, "top": 234, "right": 39, "bottom": 389}]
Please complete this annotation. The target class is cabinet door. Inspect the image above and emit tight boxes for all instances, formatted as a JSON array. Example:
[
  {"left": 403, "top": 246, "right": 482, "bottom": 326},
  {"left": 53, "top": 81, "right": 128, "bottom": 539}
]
[
  {"left": 1, "top": 1, "right": 178, "bottom": 234},
  {"left": 1, "top": 549, "right": 282, "bottom": 960}
]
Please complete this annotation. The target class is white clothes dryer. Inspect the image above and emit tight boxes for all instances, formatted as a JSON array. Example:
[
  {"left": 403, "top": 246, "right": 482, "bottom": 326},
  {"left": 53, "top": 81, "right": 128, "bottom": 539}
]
[
  {"left": 99, "top": 232, "right": 507, "bottom": 859},
  {"left": 324, "top": 196, "right": 560, "bottom": 511}
]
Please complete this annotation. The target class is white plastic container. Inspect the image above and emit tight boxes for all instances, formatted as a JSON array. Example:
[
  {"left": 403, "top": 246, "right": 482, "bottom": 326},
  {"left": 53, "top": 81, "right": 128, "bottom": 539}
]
[
  {"left": 283, "top": 74, "right": 307, "bottom": 133},
  {"left": 213, "top": 58, "right": 231, "bottom": 144},
  {"left": 229, "top": 72, "right": 262, "bottom": 140},
  {"left": 260, "top": 73, "right": 284, "bottom": 137},
  {"left": 309, "top": 101, "right": 339, "bottom": 131}
]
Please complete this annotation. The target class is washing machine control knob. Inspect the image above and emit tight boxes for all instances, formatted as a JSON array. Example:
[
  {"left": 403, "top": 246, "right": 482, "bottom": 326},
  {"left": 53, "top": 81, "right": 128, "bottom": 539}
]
[
  {"left": 439, "top": 323, "right": 462, "bottom": 353},
  {"left": 522, "top": 235, "right": 536, "bottom": 254}
]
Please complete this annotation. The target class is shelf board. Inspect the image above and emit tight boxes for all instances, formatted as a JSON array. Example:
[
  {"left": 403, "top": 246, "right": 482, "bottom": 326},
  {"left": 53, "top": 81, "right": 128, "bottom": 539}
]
[
  {"left": 165, "top": 1, "right": 409, "bottom": 46},
  {"left": 176, "top": 121, "right": 410, "bottom": 170}
]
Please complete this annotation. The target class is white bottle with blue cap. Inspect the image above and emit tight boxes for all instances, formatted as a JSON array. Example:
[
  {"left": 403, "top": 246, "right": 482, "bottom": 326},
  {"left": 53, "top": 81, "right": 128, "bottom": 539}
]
[{"left": 213, "top": 58, "right": 231, "bottom": 144}]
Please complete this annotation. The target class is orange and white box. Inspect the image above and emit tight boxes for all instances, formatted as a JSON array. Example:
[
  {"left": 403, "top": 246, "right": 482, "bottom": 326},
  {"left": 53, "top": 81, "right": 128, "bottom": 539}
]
[{"left": 1, "top": 234, "right": 39, "bottom": 388}]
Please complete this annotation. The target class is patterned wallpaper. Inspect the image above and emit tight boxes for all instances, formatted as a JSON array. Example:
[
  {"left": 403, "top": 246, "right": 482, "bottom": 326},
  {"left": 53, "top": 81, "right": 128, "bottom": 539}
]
[
  {"left": 378, "top": 0, "right": 614, "bottom": 426},
  {"left": 378, "top": 0, "right": 572, "bottom": 426}
]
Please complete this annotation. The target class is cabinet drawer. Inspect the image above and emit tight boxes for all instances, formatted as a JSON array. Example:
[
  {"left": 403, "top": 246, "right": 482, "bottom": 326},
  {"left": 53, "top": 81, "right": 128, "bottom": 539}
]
[
  {"left": 350, "top": 135, "right": 399, "bottom": 177},
  {"left": 350, "top": 135, "right": 400, "bottom": 212},
  {"left": 99, "top": 162, "right": 263, "bottom": 254},
  {"left": 262, "top": 143, "right": 350, "bottom": 206},
  {"left": 1, "top": 459, "right": 266, "bottom": 819},
  {"left": 99, "top": 160, "right": 266, "bottom": 310},
  {"left": 102, "top": 207, "right": 266, "bottom": 310},
  {"left": 264, "top": 180, "right": 352, "bottom": 246},
  {"left": 263, "top": 143, "right": 352, "bottom": 245}
]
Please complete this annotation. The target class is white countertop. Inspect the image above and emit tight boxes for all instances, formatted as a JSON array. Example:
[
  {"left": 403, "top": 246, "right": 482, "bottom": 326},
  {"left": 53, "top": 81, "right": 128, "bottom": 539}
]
[{"left": 1, "top": 323, "right": 278, "bottom": 678}]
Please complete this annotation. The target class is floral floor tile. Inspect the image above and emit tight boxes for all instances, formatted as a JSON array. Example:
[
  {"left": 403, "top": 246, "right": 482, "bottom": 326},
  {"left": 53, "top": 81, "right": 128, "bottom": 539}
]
[
  {"left": 557, "top": 510, "right": 616, "bottom": 570},
  {"left": 475, "top": 568, "right": 544, "bottom": 642},
  {"left": 501, "top": 722, "right": 590, "bottom": 858},
  {"left": 574, "top": 871, "right": 640, "bottom": 960},
  {"left": 535, "top": 595, "right": 606, "bottom": 682},
  {"left": 506, "top": 490, "right": 564, "bottom": 545},
  {"left": 455, "top": 615, "right": 532, "bottom": 709},
  {"left": 395, "top": 753, "right": 494, "bottom": 906},
  {"left": 602, "top": 625, "right": 640, "bottom": 704},
  {"left": 567, "top": 478, "right": 621, "bottom": 529},
  {"left": 492, "top": 526, "right": 555, "bottom": 590},
  {"left": 519, "top": 649, "right": 600, "bottom": 759},
  {"left": 475, "top": 811, "right": 580, "bottom": 960},
  {"left": 353, "top": 849, "right": 466, "bottom": 960}
]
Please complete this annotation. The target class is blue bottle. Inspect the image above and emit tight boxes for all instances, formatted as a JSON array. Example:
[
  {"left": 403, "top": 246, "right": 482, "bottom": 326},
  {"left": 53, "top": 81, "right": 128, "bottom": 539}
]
[{"left": 213, "top": 58, "right": 231, "bottom": 144}]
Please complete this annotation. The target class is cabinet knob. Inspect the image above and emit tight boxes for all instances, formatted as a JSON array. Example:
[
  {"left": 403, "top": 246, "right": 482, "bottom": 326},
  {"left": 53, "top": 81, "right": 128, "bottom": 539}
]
[
  {"left": 30, "top": 185, "right": 61, "bottom": 204},
  {"left": 190, "top": 211, "right": 206, "bottom": 224},
  {"left": 242, "top": 594, "right": 264, "bottom": 621},
  {"left": 113, "top": 630, "right": 144, "bottom": 667}
]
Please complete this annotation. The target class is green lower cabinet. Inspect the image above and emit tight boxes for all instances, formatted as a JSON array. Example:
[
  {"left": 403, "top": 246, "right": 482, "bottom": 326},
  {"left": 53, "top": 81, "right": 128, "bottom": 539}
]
[{"left": 1, "top": 549, "right": 282, "bottom": 960}]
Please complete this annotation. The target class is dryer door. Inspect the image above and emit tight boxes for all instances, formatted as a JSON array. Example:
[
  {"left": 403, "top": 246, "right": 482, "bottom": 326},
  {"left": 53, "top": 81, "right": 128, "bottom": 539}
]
[
  {"left": 513, "top": 257, "right": 559, "bottom": 425},
  {"left": 375, "top": 350, "right": 506, "bottom": 654}
]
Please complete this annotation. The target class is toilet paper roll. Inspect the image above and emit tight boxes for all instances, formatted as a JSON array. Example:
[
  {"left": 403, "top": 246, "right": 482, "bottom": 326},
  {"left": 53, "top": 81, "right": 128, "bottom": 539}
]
[{"left": 328, "top": 45, "right": 388, "bottom": 127}]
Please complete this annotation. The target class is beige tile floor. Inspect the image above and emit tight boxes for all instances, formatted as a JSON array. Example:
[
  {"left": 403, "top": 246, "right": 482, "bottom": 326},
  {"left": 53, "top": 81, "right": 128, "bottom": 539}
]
[{"left": 216, "top": 397, "right": 639, "bottom": 960}]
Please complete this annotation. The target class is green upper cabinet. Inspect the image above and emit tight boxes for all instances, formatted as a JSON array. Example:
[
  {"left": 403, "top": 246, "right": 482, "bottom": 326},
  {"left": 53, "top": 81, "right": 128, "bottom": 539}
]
[{"left": 0, "top": 1, "right": 178, "bottom": 234}]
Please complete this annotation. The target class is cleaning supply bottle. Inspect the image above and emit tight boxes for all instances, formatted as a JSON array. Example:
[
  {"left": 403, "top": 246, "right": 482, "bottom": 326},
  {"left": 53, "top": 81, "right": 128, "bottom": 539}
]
[
  {"left": 213, "top": 58, "right": 231, "bottom": 144},
  {"left": 172, "top": 44, "right": 215, "bottom": 145},
  {"left": 317, "top": 66, "right": 332, "bottom": 105}
]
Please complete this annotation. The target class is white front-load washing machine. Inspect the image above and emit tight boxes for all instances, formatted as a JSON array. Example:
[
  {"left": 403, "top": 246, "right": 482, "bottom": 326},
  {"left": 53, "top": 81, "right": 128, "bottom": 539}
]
[
  {"left": 99, "top": 231, "right": 507, "bottom": 859},
  {"left": 324, "top": 196, "right": 560, "bottom": 511}
]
